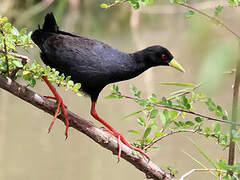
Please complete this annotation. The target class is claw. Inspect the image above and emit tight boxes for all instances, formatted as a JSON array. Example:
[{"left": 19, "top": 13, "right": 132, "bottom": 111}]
[
  {"left": 44, "top": 96, "right": 67, "bottom": 108},
  {"left": 91, "top": 101, "right": 150, "bottom": 162},
  {"left": 117, "top": 135, "right": 121, "bottom": 163}
]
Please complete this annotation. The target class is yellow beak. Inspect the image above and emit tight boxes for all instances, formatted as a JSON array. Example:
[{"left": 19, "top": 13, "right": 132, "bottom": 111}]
[{"left": 169, "top": 59, "right": 185, "bottom": 73}]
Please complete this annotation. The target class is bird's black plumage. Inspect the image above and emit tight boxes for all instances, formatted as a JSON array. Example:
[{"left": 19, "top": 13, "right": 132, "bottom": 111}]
[
  {"left": 31, "top": 13, "right": 185, "bottom": 159},
  {"left": 31, "top": 13, "right": 177, "bottom": 102}
]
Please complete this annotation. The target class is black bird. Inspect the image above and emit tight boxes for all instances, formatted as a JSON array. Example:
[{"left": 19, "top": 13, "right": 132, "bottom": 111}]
[{"left": 31, "top": 13, "right": 185, "bottom": 160}]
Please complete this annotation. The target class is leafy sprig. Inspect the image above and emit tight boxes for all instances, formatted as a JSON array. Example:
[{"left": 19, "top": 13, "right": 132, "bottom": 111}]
[
  {"left": 106, "top": 84, "right": 233, "bottom": 151},
  {"left": 0, "top": 15, "right": 81, "bottom": 96}
]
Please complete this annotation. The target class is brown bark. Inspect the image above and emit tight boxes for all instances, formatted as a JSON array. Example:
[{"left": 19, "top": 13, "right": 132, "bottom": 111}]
[{"left": 0, "top": 75, "right": 174, "bottom": 180}]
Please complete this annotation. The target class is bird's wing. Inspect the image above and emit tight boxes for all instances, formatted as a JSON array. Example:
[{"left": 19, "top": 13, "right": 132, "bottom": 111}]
[{"left": 41, "top": 34, "right": 131, "bottom": 84}]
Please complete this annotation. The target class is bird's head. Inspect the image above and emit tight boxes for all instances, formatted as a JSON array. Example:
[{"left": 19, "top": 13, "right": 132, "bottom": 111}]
[{"left": 137, "top": 45, "right": 185, "bottom": 73}]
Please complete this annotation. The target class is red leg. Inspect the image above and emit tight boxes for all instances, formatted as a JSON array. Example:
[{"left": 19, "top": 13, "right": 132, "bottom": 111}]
[
  {"left": 90, "top": 101, "right": 149, "bottom": 161},
  {"left": 44, "top": 96, "right": 67, "bottom": 108},
  {"left": 42, "top": 76, "right": 69, "bottom": 138}
]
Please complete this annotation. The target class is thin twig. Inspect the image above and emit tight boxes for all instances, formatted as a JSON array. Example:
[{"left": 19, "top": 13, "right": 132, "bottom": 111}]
[
  {"left": 117, "top": 93, "right": 240, "bottom": 126},
  {"left": 179, "top": 168, "right": 233, "bottom": 180},
  {"left": 0, "top": 49, "right": 30, "bottom": 62},
  {"left": 141, "top": 1, "right": 239, "bottom": 14},
  {"left": 143, "top": 129, "right": 215, "bottom": 151},
  {"left": 0, "top": 49, "right": 30, "bottom": 78},
  {"left": 177, "top": 2, "right": 240, "bottom": 39}
]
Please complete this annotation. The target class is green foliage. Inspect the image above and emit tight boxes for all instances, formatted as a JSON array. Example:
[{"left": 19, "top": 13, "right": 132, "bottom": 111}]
[
  {"left": 184, "top": 10, "right": 195, "bottom": 19},
  {"left": 187, "top": 141, "right": 240, "bottom": 178},
  {"left": 215, "top": 5, "right": 224, "bottom": 17},
  {"left": 228, "top": 0, "right": 240, "bottom": 6},
  {"left": 166, "top": 165, "right": 179, "bottom": 176},
  {"left": 0, "top": 15, "right": 81, "bottom": 95},
  {"left": 106, "top": 84, "right": 233, "bottom": 152},
  {"left": 169, "top": 0, "right": 184, "bottom": 4},
  {"left": 100, "top": 0, "right": 154, "bottom": 9},
  {"left": 106, "top": 81, "right": 240, "bottom": 177},
  {"left": 101, "top": 0, "right": 240, "bottom": 178}
]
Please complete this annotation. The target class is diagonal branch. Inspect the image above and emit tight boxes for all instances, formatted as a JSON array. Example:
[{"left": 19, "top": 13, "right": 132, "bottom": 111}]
[{"left": 0, "top": 75, "right": 174, "bottom": 180}]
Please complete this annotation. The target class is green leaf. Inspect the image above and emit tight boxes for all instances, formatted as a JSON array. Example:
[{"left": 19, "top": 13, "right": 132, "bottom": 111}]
[
  {"left": 150, "top": 109, "right": 158, "bottom": 119},
  {"left": 158, "top": 82, "right": 197, "bottom": 87},
  {"left": 145, "top": 137, "right": 153, "bottom": 143},
  {"left": 100, "top": 3, "right": 109, "bottom": 8},
  {"left": 3, "top": 22, "right": 12, "bottom": 32},
  {"left": 136, "top": 99, "right": 148, "bottom": 106},
  {"left": 137, "top": 116, "right": 146, "bottom": 126},
  {"left": 130, "top": 84, "right": 141, "bottom": 98},
  {"left": 12, "top": 60, "right": 23, "bottom": 68},
  {"left": 11, "top": 26, "right": 19, "bottom": 36},
  {"left": 144, "top": 127, "right": 152, "bottom": 138},
  {"left": 185, "top": 121, "right": 194, "bottom": 127},
  {"left": 184, "top": 11, "right": 195, "bottom": 19},
  {"left": 161, "top": 97, "right": 167, "bottom": 104},
  {"left": 105, "top": 93, "right": 120, "bottom": 99},
  {"left": 128, "top": 130, "right": 140, "bottom": 135},
  {"left": 216, "top": 105, "right": 222, "bottom": 112},
  {"left": 160, "top": 110, "right": 171, "bottom": 129},
  {"left": 215, "top": 5, "right": 223, "bottom": 17},
  {"left": 28, "top": 78, "right": 36, "bottom": 87},
  {"left": 65, "top": 76, "right": 71, "bottom": 83},
  {"left": 149, "top": 93, "right": 158, "bottom": 103},
  {"left": 212, "top": 122, "right": 221, "bottom": 133},
  {"left": 204, "top": 127, "right": 211, "bottom": 137},
  {"left": 169, "top": 0, "right": 178, "bottom": 3},
  {"left": 222, "top": 115, "right": 228, "bottom": 120},
  {"left": 121, "top": 110, "right": 143, "bottom": 119},
  {"left": 169, "top": 110, "right": 178, "bottom": 119},
  {"left": 141, "top": 0, "right": 154, "bottom": 5},
  {"left": 155, "top": 131, "right": 164, "bottom": 138},
  {"left": 73, "top": 83, "right": 81, "bottom": 92},
  {"left": 228, "top": 0, "right": 240, "bottom": 6},
  {"left": 189, "top": 139, "right": 218, "bottom": 169},
  {"left": 132, "top": 2, "right": 140, "bottom": 9},
  {"left": 195, "top": 117, "right": 203, "bottom": 123},
  {"left": 22, "top": 70, "right": 31, "bottom": 80},
  {"left": 67, "top": 80, "right": 74, "bottom": 87},
  {"left": 151, "top": 120, "right": 158, "bottom": 131}
]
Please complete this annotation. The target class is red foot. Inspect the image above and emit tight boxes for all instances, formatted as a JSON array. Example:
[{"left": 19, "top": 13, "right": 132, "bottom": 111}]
[
  {"left": 91, "top": 102, "right": 150, "bottom": 162},
  {"left": 42, "top": 76, "right": 69, "bottom": 138},
  {"left": 44, "top": 96, "right": 67, "bottom": 108}
]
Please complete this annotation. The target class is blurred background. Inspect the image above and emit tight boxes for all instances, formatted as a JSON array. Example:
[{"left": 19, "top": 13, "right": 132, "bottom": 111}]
[{"left": 0, "top": 0, "right": 240, "bottom": 179}]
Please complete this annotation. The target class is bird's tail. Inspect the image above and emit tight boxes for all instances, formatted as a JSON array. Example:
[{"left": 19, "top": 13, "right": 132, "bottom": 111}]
[
  {"left": 42, "top": 12, "right": 59, "bottom": 33},
  {"left": 31, "top": 12, "right": 59, "bottom": 48}
]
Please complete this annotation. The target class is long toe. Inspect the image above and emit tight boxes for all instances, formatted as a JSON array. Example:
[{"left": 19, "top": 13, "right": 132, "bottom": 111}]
[{"left": 119, "top": 134, "right": 150, "bottom": 160}]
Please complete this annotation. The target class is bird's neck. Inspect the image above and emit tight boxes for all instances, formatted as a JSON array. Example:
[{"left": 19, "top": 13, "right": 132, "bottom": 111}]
[{"left": 131, "top": 49, "right": 152, "bottom": 70}]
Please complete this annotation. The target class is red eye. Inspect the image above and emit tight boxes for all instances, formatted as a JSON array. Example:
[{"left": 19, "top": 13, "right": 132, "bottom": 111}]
[{"left": 161, "top": 54, "right": 166, "bottom": 60}]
